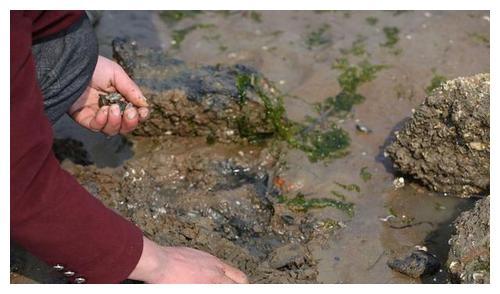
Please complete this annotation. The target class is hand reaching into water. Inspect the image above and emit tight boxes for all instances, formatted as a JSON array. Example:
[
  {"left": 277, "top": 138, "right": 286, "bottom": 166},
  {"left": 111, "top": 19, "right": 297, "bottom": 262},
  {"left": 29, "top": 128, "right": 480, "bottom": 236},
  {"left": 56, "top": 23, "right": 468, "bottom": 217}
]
[
  {"left": 69, "top": 56, "right": 149, "bottom": 135},
  {"left": 128, "top": 237, "right": 249, "bottom": 284}
]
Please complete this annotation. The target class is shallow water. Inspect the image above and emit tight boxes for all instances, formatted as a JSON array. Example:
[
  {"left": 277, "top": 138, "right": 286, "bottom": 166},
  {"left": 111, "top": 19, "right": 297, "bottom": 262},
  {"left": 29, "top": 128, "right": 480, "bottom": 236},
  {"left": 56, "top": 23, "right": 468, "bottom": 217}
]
[
  {"left": 15, "top": 10, "right": 489, "bottom": 284},
  {"left": 142, "top": 10, "right": 487, "bottom": 283}
]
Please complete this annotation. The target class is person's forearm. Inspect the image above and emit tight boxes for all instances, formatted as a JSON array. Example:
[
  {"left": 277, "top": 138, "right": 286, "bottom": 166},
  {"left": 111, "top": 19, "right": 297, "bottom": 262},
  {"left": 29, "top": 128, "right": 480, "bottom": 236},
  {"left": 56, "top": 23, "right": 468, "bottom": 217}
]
[
  {"left": 11, "top": 11, "right": 144, "bottom": 283},
  {"left": 128, "top": 237, "right": 162, "bottom": 282}
]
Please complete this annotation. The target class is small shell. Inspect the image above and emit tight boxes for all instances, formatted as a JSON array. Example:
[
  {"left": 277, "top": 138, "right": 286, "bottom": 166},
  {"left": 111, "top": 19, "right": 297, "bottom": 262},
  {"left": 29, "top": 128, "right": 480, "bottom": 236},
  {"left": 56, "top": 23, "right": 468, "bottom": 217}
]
[
  {"left": 393, "top": 177, "right": 405, "bottom": 189},
  {"left": 356, "top": 123, "right": 372, "bottom": 134}
]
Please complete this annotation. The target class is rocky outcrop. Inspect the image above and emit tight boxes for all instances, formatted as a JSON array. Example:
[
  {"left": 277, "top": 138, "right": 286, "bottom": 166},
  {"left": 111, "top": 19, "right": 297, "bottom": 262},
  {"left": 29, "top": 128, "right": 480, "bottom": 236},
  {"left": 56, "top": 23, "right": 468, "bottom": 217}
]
[
  {"left": 447, "top": 196, "right": 490, "bottom": 283},
  {"left": 112, "top": 38, "right": 279, "bottom": 143},
  {"left": 386, "top": 73, "right": 489, "bottom": 198}
]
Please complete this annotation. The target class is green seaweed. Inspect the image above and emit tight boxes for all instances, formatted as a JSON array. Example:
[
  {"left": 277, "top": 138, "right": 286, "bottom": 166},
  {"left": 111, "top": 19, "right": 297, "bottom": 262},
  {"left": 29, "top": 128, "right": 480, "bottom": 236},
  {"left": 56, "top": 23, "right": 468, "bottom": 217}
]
[
  {"left": 340, "top": 36, "right": 367, "bottom": 56},
  {"left": 271, "top": 30, "right": 284, "bottom": 37},
  {"left": 334, "top": 181, "right": 361, "bottom": 193},
  {"left": 425, "top": 70, "right": 447, "bottom": 94},
  {"left": 233, "top": 73, "right": 293, "bottom": 144},
  {"left": 331, "top": 190, "right": 347, "bottom": 201},
  {"left": 285, "top": 192, "right": 354, "bottom": 216},
  {"left": 320, "top": 218, "right": 341, "bottom": 230},
  {"left": 434, "top": 202, "right": 446, "bottom": 211},
  {"left": 334, "top": 58, "right": 386, "bottom": 93},
  {"left": 218, "top": 45, "right": 228, "bottom": 52},
  {"left": 292, "top": 125, "right": 351, "bottom": 162},
  {"left": 469, "top": 32, "right": 490, "bottom": 47},
  {"left": 314, "top": 59, "right": 385, "bottom": 114},
  {"left": 381, "top": 26, "right": 400, "bottom": 48},
  {"left": 171, "top": 24, "right": 215, "bottom": 49},
  {"left": 388, "top": 206, "right": 398, "bottom": 217},
  {"left": 249, "top": 11, "right": 262, "bottom": 23},
  {"left": 360, "top": 167, "right": 372, "bottom": 182},
  {"left": 160, "top": 11, "right": 202, "bottom": 25},
  {"left": 393, "top": 11, "right": 408, "bottom": 16},
  {"left": 365, "top": 16, "right": 379, "bottom": 26},
  {"left": 306, "top": 24, "right": 331, "bottom": 49},
  {"left": 236, "top": 74, "right": 253, "bottom": 104},
  {"left": 277, "top": 194, "right": 287, "bottom": 203},
  {"left": 234, "top": 72, "right": 352, "bottom": 162}
]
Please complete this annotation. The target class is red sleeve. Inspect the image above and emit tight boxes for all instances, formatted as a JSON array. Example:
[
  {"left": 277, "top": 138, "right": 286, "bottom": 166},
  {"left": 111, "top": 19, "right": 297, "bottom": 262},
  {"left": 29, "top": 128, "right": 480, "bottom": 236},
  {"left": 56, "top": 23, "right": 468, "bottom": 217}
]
[{"left": 10, "top": 11, "right": 143, "bottom": 284}]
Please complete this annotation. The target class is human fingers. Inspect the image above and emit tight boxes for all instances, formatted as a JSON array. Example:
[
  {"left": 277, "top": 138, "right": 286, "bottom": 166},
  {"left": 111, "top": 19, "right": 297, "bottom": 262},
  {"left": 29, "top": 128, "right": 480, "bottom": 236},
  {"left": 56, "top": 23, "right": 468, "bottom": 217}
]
[
  {"left": 92, "top": 106, "right": 110, "bottom": 131},
  {"left": 72, "top": 106, "right": 108, "bottom": 132},
  {"left": 219, "top": 263, "right": 249, "bottom": 284},
  {"left": 138, "top": 107, "right": 149, "bottom": 122},
  {"left": 120, "top": 105, "right": 139, "bottom": 134},
  {"left": 112, "top": 64, "right": 148, "bottom": 108},
  {"left": 102, "top": 104, "right": 122, "bottom": 136},
  {"left": 211, "top": 273, "right": 237, "bottom": 284}
]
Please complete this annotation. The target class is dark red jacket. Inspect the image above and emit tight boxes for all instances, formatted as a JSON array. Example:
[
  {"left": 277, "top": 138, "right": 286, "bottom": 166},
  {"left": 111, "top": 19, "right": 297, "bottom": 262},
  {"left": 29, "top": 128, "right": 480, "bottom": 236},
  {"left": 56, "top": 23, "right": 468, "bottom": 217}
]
[{"left": 10, "top": 11, "right": 143, "bottom": 284}]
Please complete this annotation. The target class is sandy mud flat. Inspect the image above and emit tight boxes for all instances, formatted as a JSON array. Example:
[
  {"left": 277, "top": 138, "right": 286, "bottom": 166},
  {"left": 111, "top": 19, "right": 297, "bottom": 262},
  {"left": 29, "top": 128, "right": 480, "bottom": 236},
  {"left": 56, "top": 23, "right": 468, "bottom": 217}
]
[{"left": 11, "top": 10, "right": 489, "bottom": 284}]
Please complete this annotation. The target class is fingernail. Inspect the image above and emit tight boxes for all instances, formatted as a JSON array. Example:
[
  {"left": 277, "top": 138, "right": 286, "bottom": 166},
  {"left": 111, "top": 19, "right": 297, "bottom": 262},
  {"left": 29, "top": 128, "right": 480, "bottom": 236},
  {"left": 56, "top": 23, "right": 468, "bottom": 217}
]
[
  {"left": 111, "top": 104, "right": 120, "bottom": 116},
  {"left": 126, "top": 109, "right": 137, "bottom": 120},
  {"left": 126, "top": 103, "right": 134, "bottom": 109},
  {"left": 100, "top": 106, "right": 109, "bottom": 115},
  {"left": 139, "top": 108, "right": 149, "bottom": 118}
]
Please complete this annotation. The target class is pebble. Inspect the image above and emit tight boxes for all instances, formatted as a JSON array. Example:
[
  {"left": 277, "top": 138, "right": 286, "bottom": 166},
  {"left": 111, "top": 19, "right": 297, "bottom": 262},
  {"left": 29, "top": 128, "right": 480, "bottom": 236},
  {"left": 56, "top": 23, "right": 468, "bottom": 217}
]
[
  {"left": 356, "top": 123, "right": 372, "bottom": 134},
  {"left": 393, "top": 177, "right": 405, "bottom": 189}
]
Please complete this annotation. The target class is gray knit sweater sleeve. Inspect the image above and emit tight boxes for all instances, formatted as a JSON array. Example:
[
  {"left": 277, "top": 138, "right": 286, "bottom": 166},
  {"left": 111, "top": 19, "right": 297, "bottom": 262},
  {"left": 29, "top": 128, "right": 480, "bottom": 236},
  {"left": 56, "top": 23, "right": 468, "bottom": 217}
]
[{"left": 32, "top": 14, "right": 98, "bottom": 124}]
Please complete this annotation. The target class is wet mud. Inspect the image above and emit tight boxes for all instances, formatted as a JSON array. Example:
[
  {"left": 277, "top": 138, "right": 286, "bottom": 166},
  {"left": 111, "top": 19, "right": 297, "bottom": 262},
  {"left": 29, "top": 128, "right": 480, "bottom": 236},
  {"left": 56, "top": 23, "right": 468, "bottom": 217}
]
[{"left": 60, "top": 137, "right": 323, "bottom": 283}]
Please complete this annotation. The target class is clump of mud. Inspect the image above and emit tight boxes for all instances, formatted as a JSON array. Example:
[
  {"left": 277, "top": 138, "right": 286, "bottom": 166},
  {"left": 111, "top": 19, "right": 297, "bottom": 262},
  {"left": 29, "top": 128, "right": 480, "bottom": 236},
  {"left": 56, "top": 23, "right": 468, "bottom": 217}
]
[
  {"left": 112, "top": 38, "right": 278, "bottom": 144},
  {"left": 386, "top": 73, "right": 490, "bottom": 198},
  {"left": 62, "top": 137, "right": 328, "bottom": 283},
  {"left": 447, "top": 196, "right": 490, "bottom": 283}
]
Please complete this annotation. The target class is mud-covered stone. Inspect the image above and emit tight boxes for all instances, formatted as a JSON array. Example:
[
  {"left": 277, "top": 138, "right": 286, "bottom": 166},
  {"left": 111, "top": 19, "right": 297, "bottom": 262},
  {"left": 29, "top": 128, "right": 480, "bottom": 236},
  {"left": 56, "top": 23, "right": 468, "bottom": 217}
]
[
  {"left": 447, "top": 196, "right": 490, "bottom": 283},
  {"left": 111, "top": 38, "right": 277, "bottom": 143},
  {"left": 386, "top": 73, "right": 489, "bottom": 198},
  {"left": 387, "top": 249, "right": 440, "bottom": 278},
  {"left": 268, "top": 243, "right": 311, "bottom": 270}
]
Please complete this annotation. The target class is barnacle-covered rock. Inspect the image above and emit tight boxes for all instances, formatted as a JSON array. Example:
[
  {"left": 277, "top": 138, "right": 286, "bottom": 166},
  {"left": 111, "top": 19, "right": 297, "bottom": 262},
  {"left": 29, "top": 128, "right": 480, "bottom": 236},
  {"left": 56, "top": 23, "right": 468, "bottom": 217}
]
[
  {"left": 447, "top": 196, "right": 490, "bottom": 283},
  {"left": 386, "top": 73, "right": 489, "bottom": 198}
]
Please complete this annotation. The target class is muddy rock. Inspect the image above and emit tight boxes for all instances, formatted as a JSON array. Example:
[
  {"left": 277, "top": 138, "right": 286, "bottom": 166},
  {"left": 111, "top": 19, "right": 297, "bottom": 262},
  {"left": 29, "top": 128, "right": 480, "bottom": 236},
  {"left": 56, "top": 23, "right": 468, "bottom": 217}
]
[
  {"left": 387, "top": 249, "right": 440, "bottom": 278},
  {"left": 268, "top": 243, "right": 311, "bottom": 270},
  {"left": 386, "top": 73, "right": 489, "bottom": 198},
  {"left": 112, "top": 38, "right": 278, "bottom": 143},
  {"left": 447, "top": 196, "right": 489, "bottom": 283}
]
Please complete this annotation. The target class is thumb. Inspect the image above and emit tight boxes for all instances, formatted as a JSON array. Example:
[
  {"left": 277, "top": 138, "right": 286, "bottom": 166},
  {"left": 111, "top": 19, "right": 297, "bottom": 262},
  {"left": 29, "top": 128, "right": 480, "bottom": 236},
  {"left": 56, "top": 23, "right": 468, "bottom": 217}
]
[{"left": 113, "top": 65, "right": 149, "bottom": 108}]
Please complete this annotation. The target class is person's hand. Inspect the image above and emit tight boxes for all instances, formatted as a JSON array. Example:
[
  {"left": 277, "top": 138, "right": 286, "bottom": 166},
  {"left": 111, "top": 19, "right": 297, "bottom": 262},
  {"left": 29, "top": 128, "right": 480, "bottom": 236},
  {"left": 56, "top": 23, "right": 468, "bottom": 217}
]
[
  {"left": 128, "top": 237, "right": 249, "bottom": 284},
  {"left": 68, "top": 56, "right": 149, "bottom": 135}
]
